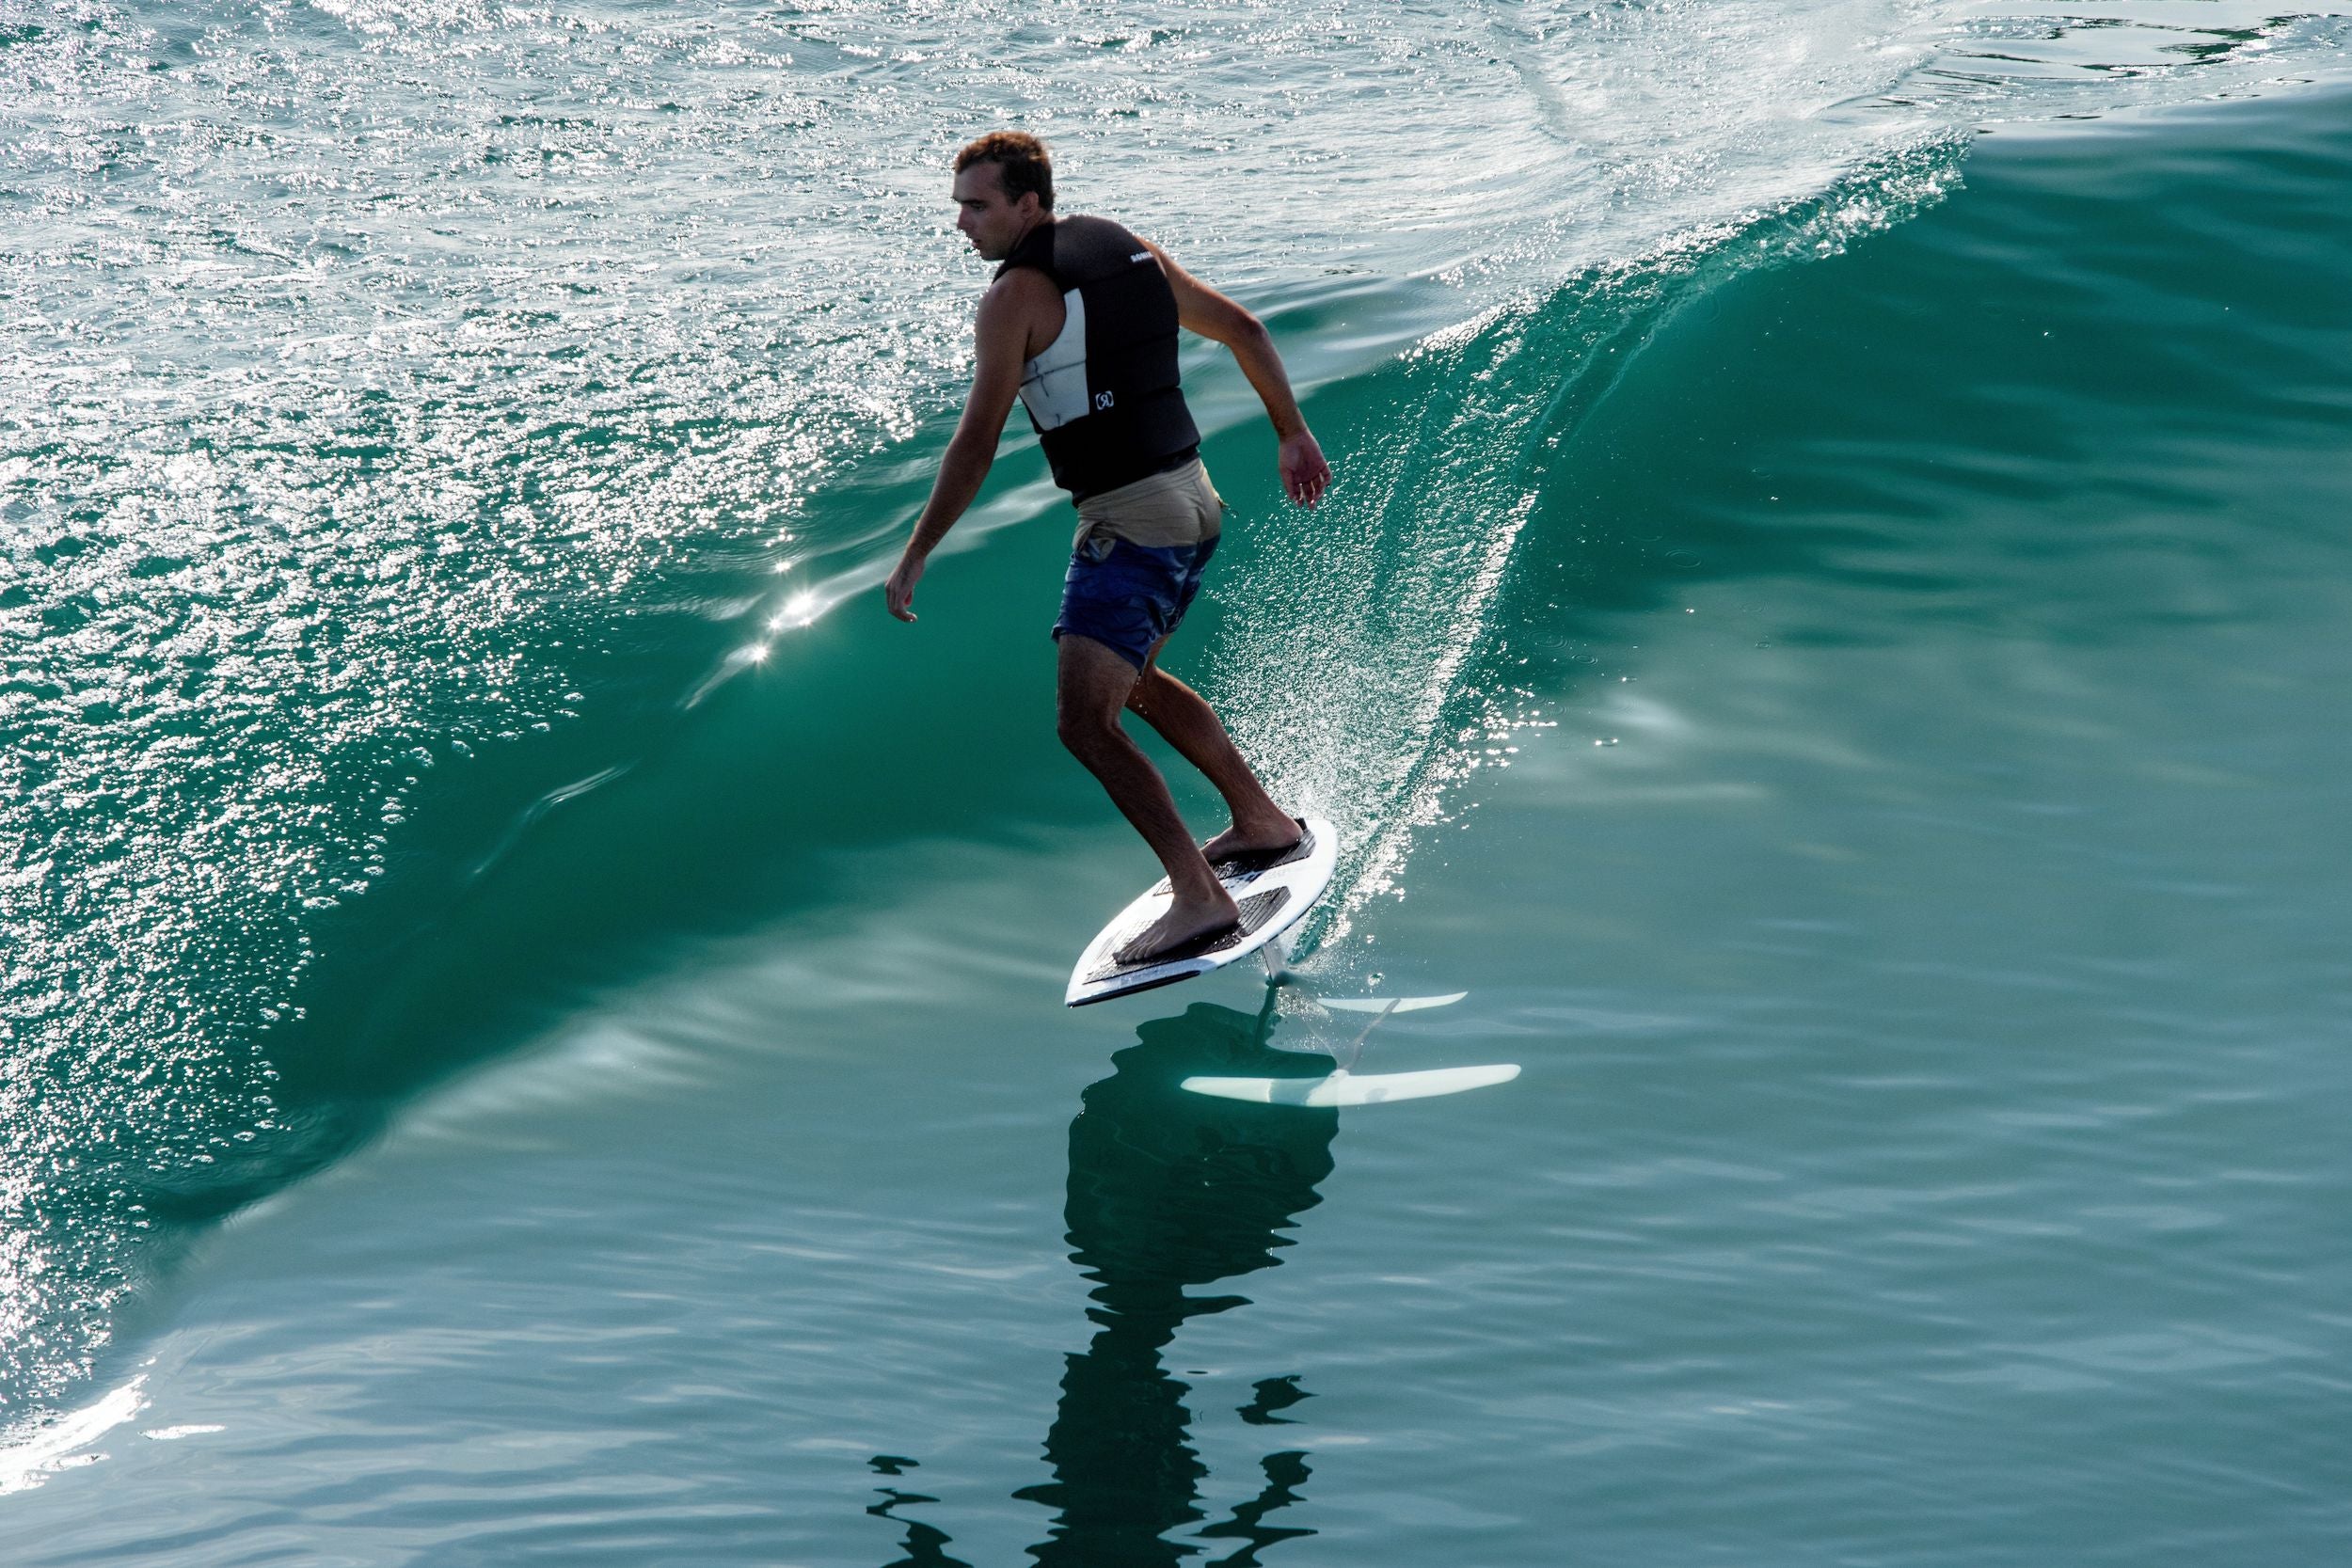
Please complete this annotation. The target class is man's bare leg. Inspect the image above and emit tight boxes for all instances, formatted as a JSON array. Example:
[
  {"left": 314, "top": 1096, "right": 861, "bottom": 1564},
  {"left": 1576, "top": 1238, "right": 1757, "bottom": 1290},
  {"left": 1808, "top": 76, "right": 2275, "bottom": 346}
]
[
  {"left": 1057, "top": 634, "right": 1240, "bottom": 963},
  {"left": 1126, "top": 642, "right": 1302, "bottom": 862}
]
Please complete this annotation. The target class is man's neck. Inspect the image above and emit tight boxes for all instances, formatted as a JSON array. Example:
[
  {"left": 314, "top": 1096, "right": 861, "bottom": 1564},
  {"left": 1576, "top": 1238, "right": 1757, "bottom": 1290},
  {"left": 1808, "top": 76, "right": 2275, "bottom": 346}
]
[{"left": 1005, "top": 211, "right": 1050, "bottom": 256}]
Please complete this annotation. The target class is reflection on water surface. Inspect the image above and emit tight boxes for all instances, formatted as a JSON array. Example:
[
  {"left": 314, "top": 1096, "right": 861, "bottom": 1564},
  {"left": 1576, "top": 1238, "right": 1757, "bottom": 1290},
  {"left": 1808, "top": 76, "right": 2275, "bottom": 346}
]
[{"left": 871, "top": 1000, "right": 1339, "bottom": 1566}]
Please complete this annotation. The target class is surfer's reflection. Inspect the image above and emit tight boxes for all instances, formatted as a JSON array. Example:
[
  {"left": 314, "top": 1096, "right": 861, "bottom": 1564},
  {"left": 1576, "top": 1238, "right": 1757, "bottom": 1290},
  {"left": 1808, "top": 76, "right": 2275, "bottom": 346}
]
[
  {"left": 1018, "top": 1000, "right": 1338, "bottom": 1567},
  {"left": 866, "top": 1454, "right": 975, "bottom": 1568}
]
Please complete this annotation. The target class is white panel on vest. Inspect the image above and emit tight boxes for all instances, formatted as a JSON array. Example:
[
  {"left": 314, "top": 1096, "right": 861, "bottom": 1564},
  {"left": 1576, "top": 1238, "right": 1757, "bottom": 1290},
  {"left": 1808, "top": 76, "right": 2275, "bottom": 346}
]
[{"left": 1019, "top": 288, "right": 1089, "bottom": 432}]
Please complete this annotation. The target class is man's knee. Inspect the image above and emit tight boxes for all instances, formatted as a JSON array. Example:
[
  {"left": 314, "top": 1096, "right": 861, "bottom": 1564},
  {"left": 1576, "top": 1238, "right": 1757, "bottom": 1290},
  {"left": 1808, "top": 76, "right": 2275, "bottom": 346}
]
[{"left": 1057, "top": 701, "right": 1119, "bottom": 756}]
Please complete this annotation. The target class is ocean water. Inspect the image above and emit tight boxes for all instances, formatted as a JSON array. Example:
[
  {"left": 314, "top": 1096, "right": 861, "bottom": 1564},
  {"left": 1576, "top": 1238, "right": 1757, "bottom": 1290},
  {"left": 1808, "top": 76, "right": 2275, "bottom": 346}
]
[{"left": 4, "top": 1, "right": 2351, "bottom": 1561}]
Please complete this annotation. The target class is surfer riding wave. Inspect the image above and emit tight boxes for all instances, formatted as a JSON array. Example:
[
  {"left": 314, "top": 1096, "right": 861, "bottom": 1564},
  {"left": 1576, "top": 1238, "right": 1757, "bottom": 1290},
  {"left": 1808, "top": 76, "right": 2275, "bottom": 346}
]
[{"left": 885, "top": 132, "right": 1332, "bottom": 966}]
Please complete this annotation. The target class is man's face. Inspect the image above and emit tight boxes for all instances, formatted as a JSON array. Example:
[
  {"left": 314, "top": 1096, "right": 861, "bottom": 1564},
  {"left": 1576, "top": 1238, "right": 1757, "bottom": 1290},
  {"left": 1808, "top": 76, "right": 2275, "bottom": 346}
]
[{"left": 952, "top": 163, "right": 1041, "bottom": 262}]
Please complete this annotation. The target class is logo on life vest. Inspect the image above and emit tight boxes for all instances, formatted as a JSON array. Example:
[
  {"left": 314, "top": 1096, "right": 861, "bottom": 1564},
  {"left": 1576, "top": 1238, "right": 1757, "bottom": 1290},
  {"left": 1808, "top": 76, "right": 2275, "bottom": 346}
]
[
  {"left": 1130, "top": 251, "right": 1151, "bottom": 263},
  {"left": 1094, "top": 389, "right": 1116, "bottom": 411}
]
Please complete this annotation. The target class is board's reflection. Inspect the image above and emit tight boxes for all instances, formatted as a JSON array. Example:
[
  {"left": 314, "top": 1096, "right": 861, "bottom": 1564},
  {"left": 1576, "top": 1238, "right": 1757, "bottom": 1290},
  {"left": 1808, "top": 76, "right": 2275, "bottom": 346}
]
[{"left": 1018, "top": 999, "right": 1339, "bottom": 1567}]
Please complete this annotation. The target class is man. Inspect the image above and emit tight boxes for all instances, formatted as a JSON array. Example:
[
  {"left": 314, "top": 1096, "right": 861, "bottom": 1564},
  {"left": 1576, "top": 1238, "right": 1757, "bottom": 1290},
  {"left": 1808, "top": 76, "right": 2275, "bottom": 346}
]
[{"left": 884, "top": 131, "right": 1332, "bottom": 964}]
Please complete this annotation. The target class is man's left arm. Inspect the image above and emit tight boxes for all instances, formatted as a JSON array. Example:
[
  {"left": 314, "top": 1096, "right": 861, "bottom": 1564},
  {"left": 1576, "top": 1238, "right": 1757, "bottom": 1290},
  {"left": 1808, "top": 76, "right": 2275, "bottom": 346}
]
[{"left": 1142, "top": 239, "right": 1332, "bottom": 509}]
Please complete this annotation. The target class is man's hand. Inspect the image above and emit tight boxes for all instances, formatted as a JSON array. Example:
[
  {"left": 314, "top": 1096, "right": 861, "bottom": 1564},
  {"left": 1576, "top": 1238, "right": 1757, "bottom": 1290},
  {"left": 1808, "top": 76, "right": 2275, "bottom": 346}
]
[
  {"left": 884, "top": 549, "right": 925, "bottom": 622},
  {"left": 1279, "top": 429, "right": 1331, "bottom": 508}
]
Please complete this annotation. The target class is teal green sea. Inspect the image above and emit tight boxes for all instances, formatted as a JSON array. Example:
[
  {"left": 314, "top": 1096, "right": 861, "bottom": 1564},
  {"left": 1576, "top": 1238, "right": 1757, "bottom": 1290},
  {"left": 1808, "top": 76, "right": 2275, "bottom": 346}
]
[{"left": 5, "top": 3, "right": 2351, "bottom": 1562}]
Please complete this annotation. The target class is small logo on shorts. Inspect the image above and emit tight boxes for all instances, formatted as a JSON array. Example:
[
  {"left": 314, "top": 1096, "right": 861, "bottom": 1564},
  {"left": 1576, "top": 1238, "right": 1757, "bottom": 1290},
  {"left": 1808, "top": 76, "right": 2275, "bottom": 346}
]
[
  {"left": 1130, "top": 251, "right": 1151, "bottom": 263},
  {"left": 1093, "top": 389, "right": 1116, "bottom": 411}
]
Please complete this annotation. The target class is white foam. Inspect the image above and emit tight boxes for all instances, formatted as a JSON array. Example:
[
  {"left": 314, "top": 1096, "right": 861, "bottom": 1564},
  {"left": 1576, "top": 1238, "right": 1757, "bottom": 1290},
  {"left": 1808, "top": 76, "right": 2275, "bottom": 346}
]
[{"left": 0, "top": 1375, "right": 145, "bottom": 1496}]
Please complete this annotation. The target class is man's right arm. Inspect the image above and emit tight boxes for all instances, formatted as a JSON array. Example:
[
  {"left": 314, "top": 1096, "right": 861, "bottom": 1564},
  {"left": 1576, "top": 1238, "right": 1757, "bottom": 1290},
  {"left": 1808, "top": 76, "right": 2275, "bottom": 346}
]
[{"left": 884, "top": 273, "right": 1043, "bottom": 623}]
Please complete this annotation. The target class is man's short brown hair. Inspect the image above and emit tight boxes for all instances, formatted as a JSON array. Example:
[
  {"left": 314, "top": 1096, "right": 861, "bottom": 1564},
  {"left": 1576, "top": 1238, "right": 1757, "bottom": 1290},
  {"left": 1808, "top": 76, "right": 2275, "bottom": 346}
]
[{"left": 954, "top": 131, "right": 1054, "bottom": 212}]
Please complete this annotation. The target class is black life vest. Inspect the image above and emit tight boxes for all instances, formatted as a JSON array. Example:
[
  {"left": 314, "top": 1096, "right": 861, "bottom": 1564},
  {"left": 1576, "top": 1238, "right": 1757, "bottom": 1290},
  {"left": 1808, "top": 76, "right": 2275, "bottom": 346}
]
[{"left": 994, "top": 214, "right": 1201, "bottom": 501}]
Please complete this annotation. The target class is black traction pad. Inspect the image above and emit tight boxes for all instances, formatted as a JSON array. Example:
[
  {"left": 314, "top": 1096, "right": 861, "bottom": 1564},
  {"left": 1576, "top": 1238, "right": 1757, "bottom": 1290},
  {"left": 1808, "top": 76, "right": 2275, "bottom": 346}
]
[{"left": 1086, "top": 886, "right": 1292, "bottom": 986}]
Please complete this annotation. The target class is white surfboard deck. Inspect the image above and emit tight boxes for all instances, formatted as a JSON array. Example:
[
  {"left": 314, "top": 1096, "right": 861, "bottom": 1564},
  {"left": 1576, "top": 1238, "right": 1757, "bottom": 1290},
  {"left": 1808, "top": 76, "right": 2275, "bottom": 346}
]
[
  {"left": 1181, "top": 1063, "right": 1521, "bottom": 1107},
  {"left": 1066, "top": 816, "right": 1337, "bottom": 1007}
]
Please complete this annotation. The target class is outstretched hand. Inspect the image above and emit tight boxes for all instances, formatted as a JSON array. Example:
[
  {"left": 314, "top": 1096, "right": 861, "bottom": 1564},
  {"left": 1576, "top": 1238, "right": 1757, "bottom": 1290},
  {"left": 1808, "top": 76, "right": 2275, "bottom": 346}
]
[
  {"left": 1279, "top": 429, "right": 1331, "bottom": 508},
  {"left": 884, "top": 550, "right": 924, "bottom": 622}
]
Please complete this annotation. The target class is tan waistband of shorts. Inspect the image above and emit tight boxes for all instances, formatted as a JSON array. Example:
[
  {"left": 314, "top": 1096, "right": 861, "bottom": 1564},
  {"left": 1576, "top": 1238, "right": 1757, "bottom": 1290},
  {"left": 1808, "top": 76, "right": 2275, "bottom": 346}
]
[{"left": 1073, "top": 459, "right": 1224, "bottom": 550}]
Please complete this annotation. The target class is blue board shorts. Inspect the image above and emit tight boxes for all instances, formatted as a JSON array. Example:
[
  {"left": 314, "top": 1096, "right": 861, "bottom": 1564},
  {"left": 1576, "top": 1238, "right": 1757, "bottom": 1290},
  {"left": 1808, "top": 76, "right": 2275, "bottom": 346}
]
[
  {"left": 1052, "top": 531, "right": 1220, "bottom": 671},
  {"left": 1052, "top": 458, "right": 1225, "bottom": 671}
]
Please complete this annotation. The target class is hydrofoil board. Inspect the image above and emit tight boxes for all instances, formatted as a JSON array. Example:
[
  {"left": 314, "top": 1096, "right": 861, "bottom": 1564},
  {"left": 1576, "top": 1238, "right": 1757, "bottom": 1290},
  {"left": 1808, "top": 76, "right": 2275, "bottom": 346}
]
[
  {"left": 1066, "top": 816, "right": 1336, "bottom": 1007},
  {"left": 1182, "top": 1063, "right": 1521, "bottom": 1107}
]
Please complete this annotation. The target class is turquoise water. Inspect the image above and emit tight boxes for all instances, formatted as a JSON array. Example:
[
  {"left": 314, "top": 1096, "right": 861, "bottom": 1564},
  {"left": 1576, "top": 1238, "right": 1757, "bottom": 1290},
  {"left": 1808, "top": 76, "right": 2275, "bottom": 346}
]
[{"left": 6, "top": 2, "right": 2352, "bottom": 1560}]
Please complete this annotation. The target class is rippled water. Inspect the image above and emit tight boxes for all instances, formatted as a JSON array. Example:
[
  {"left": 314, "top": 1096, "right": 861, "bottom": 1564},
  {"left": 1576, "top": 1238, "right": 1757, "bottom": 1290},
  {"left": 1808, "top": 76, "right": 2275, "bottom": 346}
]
[{"left": 5, "top": 0, "right": 2351, "bottom": 1560}]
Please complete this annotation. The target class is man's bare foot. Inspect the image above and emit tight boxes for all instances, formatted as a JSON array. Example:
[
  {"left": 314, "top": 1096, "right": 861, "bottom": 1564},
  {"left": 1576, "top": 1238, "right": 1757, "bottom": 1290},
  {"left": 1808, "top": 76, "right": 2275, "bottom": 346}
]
[
  {"left": 1201, "top": 816, "right": 1303, "bottom": 864},
  {"left": 1117, "top": 889, "right": 1241, "bottom": 966}
]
